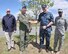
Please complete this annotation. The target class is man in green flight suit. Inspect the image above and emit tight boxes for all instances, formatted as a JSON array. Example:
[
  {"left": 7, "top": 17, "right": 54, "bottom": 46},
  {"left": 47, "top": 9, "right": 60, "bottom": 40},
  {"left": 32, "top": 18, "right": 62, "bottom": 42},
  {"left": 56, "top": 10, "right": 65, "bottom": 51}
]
[{"left": 18, "top": 6, "right": 37, "bottom": 54}]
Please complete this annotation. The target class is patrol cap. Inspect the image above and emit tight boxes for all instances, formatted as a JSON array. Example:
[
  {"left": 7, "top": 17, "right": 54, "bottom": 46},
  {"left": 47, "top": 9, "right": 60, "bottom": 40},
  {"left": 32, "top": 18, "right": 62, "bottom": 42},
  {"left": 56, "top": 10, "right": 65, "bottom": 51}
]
[
  {"left": 22, "top": 5, "right": 26, "bottom": 9},
  {"left": 58, "top": 9, "right": 63, "bottom": 13},
  {"left": 42, "top": 4, "right": 47, "bottom": 8}
]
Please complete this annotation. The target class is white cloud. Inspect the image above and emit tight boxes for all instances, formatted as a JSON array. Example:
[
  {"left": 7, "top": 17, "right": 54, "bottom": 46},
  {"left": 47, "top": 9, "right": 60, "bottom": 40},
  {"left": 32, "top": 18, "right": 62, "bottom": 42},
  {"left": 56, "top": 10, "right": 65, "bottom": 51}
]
[
  {"left": 50, "top": 0, "right": 68, "bottom": 18},
  {"left": 17, "top": 0, "right": 68, "bottom": 19},
  {"left": 52, "top": 0, "right": 68, "bottom": 9}
]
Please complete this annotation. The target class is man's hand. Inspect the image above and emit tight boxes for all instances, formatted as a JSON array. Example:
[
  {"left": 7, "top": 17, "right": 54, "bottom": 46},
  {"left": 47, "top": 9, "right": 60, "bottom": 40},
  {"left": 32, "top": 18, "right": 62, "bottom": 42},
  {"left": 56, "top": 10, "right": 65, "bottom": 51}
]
[
  {"left": 47, "top": 22, "right": 53, "bottom": 27},
  {"left": 29, "top": 20, "right": 38, "bottom": 24},
  {"left": 14, "top": 30, "right": 16, "bottom": 33},
  {"left": 42, "top": 26, "right": 47, "bottom": 29}
]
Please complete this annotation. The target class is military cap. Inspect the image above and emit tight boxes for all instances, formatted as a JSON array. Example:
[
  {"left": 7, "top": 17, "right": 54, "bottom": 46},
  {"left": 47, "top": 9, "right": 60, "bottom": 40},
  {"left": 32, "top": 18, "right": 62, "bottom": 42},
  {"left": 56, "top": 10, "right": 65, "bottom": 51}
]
[
  {"left": 42, "top": 4, "right": 47, "bottom": 8},
  {"left": 58, "top": 9, "right": 63, "bottom": 13}
]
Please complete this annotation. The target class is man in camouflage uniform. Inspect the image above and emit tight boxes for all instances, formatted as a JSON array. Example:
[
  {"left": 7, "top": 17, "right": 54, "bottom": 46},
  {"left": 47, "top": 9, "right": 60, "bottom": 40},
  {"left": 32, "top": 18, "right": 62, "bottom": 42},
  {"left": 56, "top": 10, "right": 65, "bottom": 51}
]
[
  {"left": 18, "top": 6, "right": 36, "bottom": 54},
  {"left": 18, "top": 6, "right": 32, "bottom": 54},
  {"left": 54, "top": 9, "right": 68, "bottom": 54}
]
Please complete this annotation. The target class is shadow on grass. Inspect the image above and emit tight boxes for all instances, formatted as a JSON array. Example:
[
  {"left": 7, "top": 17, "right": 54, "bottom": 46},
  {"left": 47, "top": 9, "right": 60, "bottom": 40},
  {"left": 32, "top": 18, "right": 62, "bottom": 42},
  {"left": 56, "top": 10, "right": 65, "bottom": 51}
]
[
  {"left": 14, "top": 35, "right": 36, "bottom": 50},
  {"left": 14, "top": 35, "right": 53, "bottom": 52},
  {"left": 30, "top": 42, "right": 53, "bottom": 52}
]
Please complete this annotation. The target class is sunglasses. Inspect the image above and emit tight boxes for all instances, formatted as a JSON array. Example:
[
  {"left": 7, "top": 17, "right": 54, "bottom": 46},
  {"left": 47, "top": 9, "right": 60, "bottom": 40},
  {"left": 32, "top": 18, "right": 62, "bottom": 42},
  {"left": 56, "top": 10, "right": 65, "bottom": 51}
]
[
  {"left": 58, "top": 12, "right": 63, "bottom": 13},
  {"left": 7, "top": 11, "right": 10, "bottom": 12}
]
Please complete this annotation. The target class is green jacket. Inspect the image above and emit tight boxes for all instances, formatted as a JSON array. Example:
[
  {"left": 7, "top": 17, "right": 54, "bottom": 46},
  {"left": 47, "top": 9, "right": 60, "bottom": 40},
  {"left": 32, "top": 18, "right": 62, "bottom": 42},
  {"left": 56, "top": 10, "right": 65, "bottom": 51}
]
[{"left": 18, "top": 13, "right": 32, "bottom": 32}]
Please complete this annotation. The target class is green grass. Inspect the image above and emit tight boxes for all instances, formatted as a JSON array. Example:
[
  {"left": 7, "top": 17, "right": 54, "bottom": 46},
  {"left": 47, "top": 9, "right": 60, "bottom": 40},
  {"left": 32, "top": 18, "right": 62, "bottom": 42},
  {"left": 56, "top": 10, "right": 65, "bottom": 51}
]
[{"left": 0, "top": 32, "right": 68, "bottom": 54}]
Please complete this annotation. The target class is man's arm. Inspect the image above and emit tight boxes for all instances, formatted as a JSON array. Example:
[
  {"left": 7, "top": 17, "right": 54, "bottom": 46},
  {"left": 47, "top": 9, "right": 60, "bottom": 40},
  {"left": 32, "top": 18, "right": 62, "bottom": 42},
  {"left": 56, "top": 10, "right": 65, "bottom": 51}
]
[
  {"left": 2, "top": 17, "right": 5, "bottom": 31},
  {"left": 29, "top": 20, "right": 38, "bottom": 24},
  {"left": 46, "top": 22, "right": 53, "bottom": 27},
  {"left": 65, "top": 19, "right": 68, "bottom": 31},
  {"left": 29, "top": 13, "right": 41, "bottom": 24},
  {"left": 13, "top": 16, "right": 16, "bottom": 31},
  {"left": 46, "top": 13, "right": 54, "bottom": 27}
]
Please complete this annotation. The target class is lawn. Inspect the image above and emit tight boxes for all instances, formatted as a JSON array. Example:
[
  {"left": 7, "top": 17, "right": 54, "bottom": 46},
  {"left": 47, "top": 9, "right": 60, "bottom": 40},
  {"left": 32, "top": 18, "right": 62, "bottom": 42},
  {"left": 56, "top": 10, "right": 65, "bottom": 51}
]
[{"left": 0, "top": 32, "right": 68, "bottom": 54}]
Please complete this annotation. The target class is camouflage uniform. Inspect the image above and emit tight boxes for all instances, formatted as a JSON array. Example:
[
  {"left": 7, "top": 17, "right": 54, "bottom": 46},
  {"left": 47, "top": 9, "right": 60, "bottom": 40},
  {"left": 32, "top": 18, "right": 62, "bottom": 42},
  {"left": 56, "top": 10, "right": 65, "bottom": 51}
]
[
  {"left": 54, "top": 16, "right": 68, "bottom": 51},
  {"left": 18, "top": 13, "right": 32, "bottom": 52}
]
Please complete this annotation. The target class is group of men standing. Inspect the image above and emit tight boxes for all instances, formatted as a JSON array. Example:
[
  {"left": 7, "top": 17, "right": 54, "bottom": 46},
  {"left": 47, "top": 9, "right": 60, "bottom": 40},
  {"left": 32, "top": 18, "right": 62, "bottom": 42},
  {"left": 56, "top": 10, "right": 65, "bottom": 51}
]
[{"left": 2, "top": 4, "right": 68, "bottom": 54}]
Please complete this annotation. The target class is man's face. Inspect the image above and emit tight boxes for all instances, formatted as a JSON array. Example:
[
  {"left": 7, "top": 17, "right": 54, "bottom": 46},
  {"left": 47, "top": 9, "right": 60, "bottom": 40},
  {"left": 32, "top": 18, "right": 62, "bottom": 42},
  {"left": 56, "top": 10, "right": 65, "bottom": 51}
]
[
  {"left": 21, "top": 8, "right": 27, "bottom": 14},
  {"left": 6, "top": 11, "right": 10, "bottom": 15},
  {"left": 58, "top": 12, "right": 63, "bottom": 17},
  {"left": 42, "top": 7, "right": 48, "bottom": 12}
]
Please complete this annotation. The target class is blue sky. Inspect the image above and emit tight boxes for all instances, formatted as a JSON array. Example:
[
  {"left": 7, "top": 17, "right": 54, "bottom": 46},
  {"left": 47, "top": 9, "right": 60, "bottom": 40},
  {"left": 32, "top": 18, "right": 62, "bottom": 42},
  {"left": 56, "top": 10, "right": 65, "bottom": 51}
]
[
  {"left": 0, "top": 0, "right": 68, "bottom": 19},
  {"left": 0, "top": 0, "right": 21, "bottom": 16}
]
